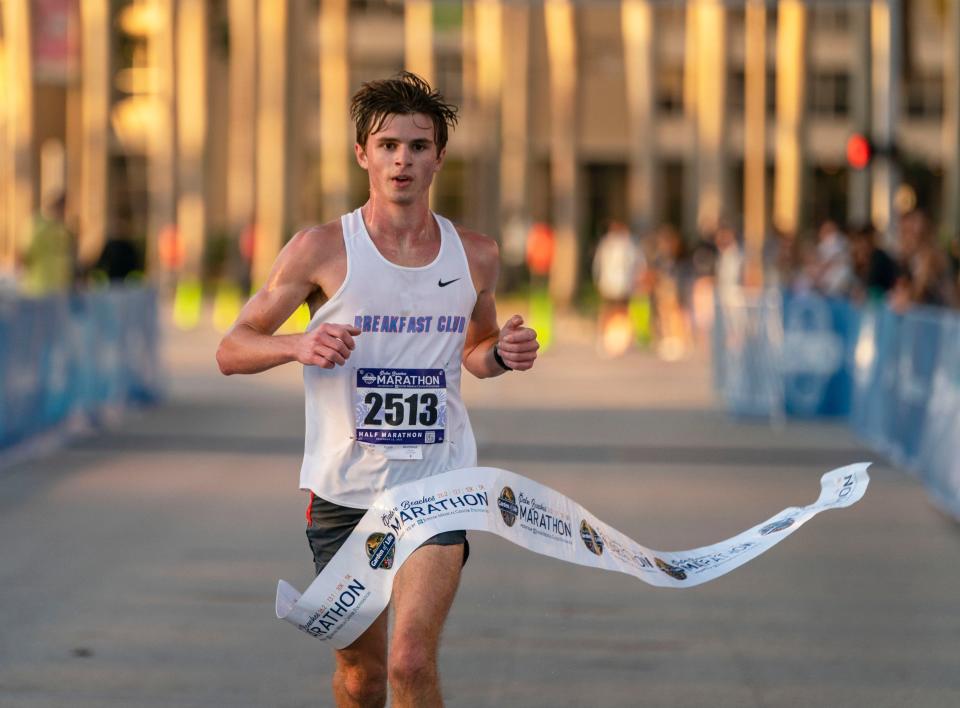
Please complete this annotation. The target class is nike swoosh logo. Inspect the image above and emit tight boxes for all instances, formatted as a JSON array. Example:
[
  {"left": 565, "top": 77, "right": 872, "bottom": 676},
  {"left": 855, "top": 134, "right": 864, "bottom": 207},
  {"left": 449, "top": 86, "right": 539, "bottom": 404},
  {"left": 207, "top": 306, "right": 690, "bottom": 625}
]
[{"left": 438, "top": 278, "right": 461, "bottom": 287}]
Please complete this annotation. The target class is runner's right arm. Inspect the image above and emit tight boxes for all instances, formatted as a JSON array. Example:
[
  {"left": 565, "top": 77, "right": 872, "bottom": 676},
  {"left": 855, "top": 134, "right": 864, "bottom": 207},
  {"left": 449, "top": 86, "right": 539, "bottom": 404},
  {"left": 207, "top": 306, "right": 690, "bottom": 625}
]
[{"left": 216, "top": 226, "right": 360, "bottom": 375}]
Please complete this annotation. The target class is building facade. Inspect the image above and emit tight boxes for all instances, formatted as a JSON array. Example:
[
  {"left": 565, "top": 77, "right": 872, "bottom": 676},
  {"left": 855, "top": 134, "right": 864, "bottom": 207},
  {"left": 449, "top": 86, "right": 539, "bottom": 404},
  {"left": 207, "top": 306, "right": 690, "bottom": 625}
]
[{"left": 2, "top": 0, "right": 957, "bottom": 302}]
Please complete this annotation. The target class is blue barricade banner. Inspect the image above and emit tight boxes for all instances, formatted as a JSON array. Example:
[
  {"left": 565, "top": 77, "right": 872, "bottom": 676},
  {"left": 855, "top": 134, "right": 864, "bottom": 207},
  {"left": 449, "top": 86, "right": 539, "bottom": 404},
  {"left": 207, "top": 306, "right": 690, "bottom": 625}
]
[
  {"left": 850, "top": 307, "right": 895, "bottom": 452},
  {"left": 0, "top": 287, "right": 162, "bottom": 451},
  {"left": 713, "top": 291, "right": 784, "bottom": 418},
  {"left": 915, "top": 316, "right": 960, "bottom": 517},
  {"left": 890, "top": 310, "right": 942, "bottom": 468},
  {"left": 715, "top": 292, "right": 960, "bottom": 520},
  {"left": 780, "top": 293, "right": 859, "bottom": 417},
  {"left": 850, "top": 306, "right": 946, "bottom": 473},
  {"left": 713, "top": 291, "right": 859, "bottom": 418}
]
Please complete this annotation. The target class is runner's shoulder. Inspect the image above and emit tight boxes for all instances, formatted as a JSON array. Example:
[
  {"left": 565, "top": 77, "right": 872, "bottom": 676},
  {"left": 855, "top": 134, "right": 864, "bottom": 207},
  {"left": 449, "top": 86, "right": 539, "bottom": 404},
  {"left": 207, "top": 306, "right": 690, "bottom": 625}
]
[
  {"left": 453, "top": 223, "right": 499, "bottom": 270},
  {"left": 283, "top": 219, "right": 345, "bottom": 269}
]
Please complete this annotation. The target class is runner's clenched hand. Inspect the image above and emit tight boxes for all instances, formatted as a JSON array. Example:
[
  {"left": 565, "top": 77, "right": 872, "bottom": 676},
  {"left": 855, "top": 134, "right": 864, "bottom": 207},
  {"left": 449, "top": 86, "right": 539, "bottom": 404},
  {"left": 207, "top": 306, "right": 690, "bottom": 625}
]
[
  {"left": 497, "top": 315, "right": 539, "bottom": 371},
  {"left": 295, "top": 323, "right": 361, "bottom": 368}
]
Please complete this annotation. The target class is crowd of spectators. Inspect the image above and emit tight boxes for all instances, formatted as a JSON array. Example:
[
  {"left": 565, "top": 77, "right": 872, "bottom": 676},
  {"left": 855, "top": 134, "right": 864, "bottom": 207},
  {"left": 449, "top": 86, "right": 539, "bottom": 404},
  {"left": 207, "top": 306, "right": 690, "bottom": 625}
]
[
  {"left": 4, "top": 194, "right": 145, "bottom": 299},
  {"left": 773, "top": 209, "right": 959, "bottom": 311},
  {"left": 589, "top": 208, "right": 960, "bottom": 359}
]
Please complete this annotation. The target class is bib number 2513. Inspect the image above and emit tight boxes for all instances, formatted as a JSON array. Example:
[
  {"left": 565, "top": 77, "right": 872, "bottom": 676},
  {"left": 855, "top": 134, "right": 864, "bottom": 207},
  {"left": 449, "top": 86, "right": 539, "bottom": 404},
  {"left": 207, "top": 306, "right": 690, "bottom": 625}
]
[
  {"left": 363, "top": 391, "right": 439, "bottom": 427},
  {"left": 355, "top": 368, "right": 446, "bottom": 445}
]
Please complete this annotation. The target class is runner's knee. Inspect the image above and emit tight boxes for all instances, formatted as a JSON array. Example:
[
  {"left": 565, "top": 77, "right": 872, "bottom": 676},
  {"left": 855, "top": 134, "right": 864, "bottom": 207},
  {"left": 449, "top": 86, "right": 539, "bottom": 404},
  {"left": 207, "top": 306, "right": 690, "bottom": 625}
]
[
  {"left": 388, "top": 642, "right": 435, "bottom": 689},
  {"left": 338, "top": 661, "right": 387, "bottom": 705}
]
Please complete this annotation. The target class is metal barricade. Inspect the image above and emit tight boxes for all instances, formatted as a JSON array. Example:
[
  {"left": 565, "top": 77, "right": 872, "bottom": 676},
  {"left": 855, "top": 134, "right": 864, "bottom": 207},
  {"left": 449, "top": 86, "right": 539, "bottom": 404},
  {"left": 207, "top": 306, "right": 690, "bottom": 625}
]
[
  {"left": 714, "top": 290, "right": 960, "bottom": 520},
  {"left": 713, "top": 288, "right": 785, "bottom": 420},
  {"left": 0, "top": 287, "right": 163, "bottom": 451}
]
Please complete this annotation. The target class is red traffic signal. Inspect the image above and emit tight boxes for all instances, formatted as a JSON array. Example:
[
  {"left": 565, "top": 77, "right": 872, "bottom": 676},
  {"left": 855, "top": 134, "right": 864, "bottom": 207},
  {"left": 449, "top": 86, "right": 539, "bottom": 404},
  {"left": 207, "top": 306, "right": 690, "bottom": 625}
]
[{"left": 846, "top": 133, "right": 872, "bottom": 170}]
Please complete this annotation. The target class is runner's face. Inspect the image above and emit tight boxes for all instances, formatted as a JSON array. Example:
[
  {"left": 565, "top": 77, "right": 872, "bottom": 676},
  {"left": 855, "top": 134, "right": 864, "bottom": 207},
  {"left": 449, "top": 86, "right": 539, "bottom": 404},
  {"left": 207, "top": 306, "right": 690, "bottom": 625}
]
[{"left": 355, "top": 113, "right": 445, "bottom": 206}]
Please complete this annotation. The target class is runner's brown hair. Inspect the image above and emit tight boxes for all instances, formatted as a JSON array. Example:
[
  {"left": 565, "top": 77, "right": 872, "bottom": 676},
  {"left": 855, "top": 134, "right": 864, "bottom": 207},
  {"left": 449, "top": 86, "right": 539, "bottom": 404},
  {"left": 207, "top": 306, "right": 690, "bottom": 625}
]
[{"left": 350, "top": 72, "right": 459, "bottom": 155}]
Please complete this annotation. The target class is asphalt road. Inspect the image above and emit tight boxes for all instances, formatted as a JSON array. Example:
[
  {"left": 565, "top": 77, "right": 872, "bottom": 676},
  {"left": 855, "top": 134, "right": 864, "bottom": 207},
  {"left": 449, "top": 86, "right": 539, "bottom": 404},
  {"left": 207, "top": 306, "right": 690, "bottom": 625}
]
[{"left": 1, "top": 315, "right": 958, "bottom": 707}]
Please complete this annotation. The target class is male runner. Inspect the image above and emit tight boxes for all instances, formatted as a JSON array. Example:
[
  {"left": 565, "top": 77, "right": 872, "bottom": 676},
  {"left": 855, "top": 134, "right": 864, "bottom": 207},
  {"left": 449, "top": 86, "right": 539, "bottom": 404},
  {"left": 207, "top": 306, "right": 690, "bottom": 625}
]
[{"left": 216, "top": 72, "right": 539, "bottom": 707}]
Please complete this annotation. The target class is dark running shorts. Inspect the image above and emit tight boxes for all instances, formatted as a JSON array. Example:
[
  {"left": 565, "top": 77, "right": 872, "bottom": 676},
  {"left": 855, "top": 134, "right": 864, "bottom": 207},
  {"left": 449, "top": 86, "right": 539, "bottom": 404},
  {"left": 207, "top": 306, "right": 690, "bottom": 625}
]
[{"left": 305, "top": 492, "right": 469, "bottom": 576}]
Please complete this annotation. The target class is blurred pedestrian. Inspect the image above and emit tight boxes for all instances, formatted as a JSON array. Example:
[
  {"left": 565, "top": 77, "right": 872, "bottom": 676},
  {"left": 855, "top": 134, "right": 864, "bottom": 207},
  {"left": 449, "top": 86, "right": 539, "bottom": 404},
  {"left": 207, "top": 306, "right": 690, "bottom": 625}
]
[
  {"left": 689, "top": 226, "right": 719, "bottom": 350},
  {"left": 948, "top": 234, "right": 960, "bottom": 280},
  {"left": 771, "top": 227, "right": 802, "bottom": 292},
  {"left": 500, "top": 211, "right": 529, "bottom": 292},
  {"left": 945, "top": 233, "right": 960, "bottom": 309},
  {"left": 808, "top": 220, "right": 852, "bottom": 297},
  {"left": 592, "top": 220, "right": 641, "bottom": 356},
  {"left": 889, "top": 209, "right": 957, "bottom": 311},
  {"left": 525, "top": 221, "right": 554, "bottom": 286},
  {"left": 651, "top": 224, "right": 693, "bottom": 361},
  {"left": 849, "top": 224, "right": 897, "bottom": 304},
  {"left": 21, "top": 193, "right": 75, "bottom": 296},
  {"left": 94, "top": 216, "right": 143, "bottom": 284},
  {"left": 714, "top": 224, "right": 743, "bottom": 302},
  {"left": 524, "top": 221, "right": 556, "bottom": 351}
]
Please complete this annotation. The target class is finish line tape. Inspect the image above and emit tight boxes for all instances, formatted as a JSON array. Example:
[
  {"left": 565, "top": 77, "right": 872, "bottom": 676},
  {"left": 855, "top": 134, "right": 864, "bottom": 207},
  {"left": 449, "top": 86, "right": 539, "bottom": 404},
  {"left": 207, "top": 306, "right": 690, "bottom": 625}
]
[{"left": 276, "top": 462, "right": 870, "bottom": 649}]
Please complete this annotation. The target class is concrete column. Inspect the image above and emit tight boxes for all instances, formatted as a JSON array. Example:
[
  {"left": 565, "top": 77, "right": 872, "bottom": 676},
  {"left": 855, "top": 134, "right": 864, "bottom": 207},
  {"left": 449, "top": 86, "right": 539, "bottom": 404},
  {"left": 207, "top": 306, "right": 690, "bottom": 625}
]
[
  {"left": 176, "top": 0, "right": 208, "bottom": 281},
  {"left": 39, "top": 139, "right": 65, "bottom": 212},
  {"left": 870, "top": 0, "right": 902, "bottom": 248},
  {"left": 694, "top": 0, "right": 727, "bottom": 234},
  {"left": 848, "top": 4, "right": 872, "bottom": 228},
  {"left": 405, "top": 1, "right": 434, "bottom": 85},
  {"left": 773, "top": 0, "right": 807, "bottom": 238},
  {"left": 253, "top": 0, "right": 288, "bottom": 288},
  {"left": 544, "top": 0, "right": 578, "bottom": 307},
  {"left": 461, "top": 2, "right": 476, "bottom": 125},
  {"left": 500, "top": 3, "right": 530, "bottom": 223},
  {"left": 146, "top": 0, "right": 176, "bottom": 280},
  {"left": 743, "top": 0, "right": 766, "bottom": 287},
  {"left": 474, "top": 0, "right": 502, "bottom": 239},
  {"left": 681, "top": 2, "right": 699, "bottom": 236},
  {"left": 0, "top": 21, "right": 7, "bottom": 271},
  {"left": 2, "top": 0, "right": 34, "bottom": 271},
  {"left": 405, "top": 1, "right": 442, "bottom": 212},
  {"left": 460, "top": 2, "right": 477, "bottom": 222},
  {"left": 286, "top": 0, "right": 308, "bottom": 228},
  {"left": 65, "top": 83, "right": 83, "bottom": 240},
  {"left": 227, "top": 0, "right": 257, "bottom": 237},
  {"left": 319, "top": 0, "right": 350, "bottom": 222},
  {"left": 943, "top": 0, "right": 960, "bottom": 236},
  {"left": 621, "top": 0, "right": 658, "bottom": 233},
  {"left": 77, "top": 0, "right": 109, "bottom": 266}
]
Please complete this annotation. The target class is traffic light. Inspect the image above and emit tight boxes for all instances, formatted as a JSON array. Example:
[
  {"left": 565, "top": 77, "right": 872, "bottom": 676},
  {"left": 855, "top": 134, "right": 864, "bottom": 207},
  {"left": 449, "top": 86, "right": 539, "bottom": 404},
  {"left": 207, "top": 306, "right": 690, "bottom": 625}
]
[{"left": 846, "top": 133, "right": 872, "bottom": 170}]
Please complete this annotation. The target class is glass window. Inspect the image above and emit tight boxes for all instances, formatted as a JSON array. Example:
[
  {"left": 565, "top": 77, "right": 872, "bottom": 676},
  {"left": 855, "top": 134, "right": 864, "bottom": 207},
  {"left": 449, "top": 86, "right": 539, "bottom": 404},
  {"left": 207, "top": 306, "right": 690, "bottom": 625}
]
[
  {"left": 656, "top": 65, "right": 684, "bottom": 114},
  {"left": 808, "top": 71, "right": 850, "bottom": 118},
  {"left": 349, "top": 0, "right": 403, "bottom": 18},
  {"left": 350, "top": 61, "right": 405, "bottom": 92},
  {"left": 810, "top": 7, "right": 850, "bottom": 32},
  {"left": 655, "top": 5, "right": 685, "bottom": 32},
  {"left": 905, "top": 74, "right": 943, "bottom": 120},
  {"left": 729, "top": 70, "right": 745, "bottom": 115},
  {"left": 435, "top": 53, "right": 463, "bottom": 108}
]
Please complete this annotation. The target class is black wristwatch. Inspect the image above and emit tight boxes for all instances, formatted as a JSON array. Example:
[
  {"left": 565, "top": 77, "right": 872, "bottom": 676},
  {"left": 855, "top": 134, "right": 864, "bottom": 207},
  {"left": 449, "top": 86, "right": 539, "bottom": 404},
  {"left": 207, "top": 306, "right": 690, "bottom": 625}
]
[{"left": 493, "top": 343, "right": 512, "bottom": 371}]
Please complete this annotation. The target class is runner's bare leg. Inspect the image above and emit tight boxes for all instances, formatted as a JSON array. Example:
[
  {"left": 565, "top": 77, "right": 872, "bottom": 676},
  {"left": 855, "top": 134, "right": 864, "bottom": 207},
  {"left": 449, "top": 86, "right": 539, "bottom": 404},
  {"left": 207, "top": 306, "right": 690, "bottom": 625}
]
[
  {"left": 388, "top": 543, "right": 464, "bottom": 707},
  {"left": 333, "top": 610, "right": 388, "bottom": 707}
]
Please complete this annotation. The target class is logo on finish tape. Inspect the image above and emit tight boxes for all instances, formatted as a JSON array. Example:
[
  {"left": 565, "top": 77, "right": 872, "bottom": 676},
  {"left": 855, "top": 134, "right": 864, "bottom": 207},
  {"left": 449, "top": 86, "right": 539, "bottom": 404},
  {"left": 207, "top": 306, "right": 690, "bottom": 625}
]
[
  {"left": 366, "top": 532, "right": 396, "bottom": 569},
  {"left": 579, "top": 520, "right": 604, "bottom": 555},
  {"left": 759, "top": 518, "right": 795, "bottom": 535},
  {"left": 497, "top": 487, "right": 519, "bottom": 527},
  {"left": 654, "top": 557, "right": 687, "bottom": 581}
]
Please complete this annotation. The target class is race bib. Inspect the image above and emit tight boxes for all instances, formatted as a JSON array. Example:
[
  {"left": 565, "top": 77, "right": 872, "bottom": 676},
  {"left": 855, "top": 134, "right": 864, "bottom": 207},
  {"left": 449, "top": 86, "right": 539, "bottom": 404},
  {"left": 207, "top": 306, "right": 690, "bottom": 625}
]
[{"left": 354, "top": 368, "right": 447, "bottom": 450}]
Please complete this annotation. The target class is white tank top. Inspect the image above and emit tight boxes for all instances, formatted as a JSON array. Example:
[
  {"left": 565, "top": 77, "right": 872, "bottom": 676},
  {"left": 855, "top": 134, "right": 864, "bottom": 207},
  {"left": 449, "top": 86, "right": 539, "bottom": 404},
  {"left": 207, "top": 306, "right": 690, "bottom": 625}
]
[{"left": 299, "top": 208, "right": 479, "bottom": 508}]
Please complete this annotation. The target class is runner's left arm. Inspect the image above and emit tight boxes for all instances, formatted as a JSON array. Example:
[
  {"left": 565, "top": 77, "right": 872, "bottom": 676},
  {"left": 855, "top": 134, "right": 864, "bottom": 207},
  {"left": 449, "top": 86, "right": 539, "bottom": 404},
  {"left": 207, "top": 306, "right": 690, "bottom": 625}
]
[{"left": 460, "top": 229, "right": 539, "bottom": 378}]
